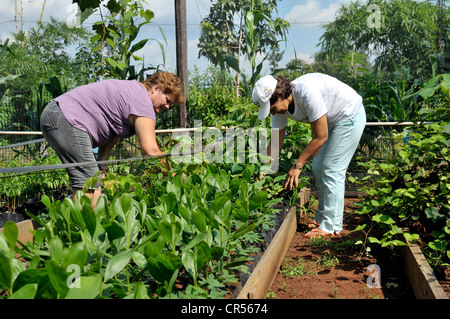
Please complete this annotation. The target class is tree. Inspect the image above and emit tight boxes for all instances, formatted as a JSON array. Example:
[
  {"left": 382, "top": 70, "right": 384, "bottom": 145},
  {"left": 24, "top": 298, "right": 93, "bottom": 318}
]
[
  {"left": 0, "top": 17, "right": 96, "bottom": 90},
  {"left": 276, "top": 58, "right": 314, "bottom": 80},
  {"left": 317, "top": 0, "right": 449, "bottom": 78},
  {"left": 74, "top": 0, "right": 165, "bottom": 80},
  {"left": 198, "top": 0, "right": 289, "bottom": 95},
  {"left": 198, "top": 0, "right": 289, "bottom": 69}
]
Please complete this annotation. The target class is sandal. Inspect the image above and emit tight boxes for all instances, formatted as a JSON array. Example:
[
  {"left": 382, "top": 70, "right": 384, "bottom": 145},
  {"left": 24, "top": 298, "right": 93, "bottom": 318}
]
[
  {"left": 305, "top": 228, "right": 341, "bottom": 239},
  {"left": 307, "top": 221, "right": 320, "bottom": 229}
]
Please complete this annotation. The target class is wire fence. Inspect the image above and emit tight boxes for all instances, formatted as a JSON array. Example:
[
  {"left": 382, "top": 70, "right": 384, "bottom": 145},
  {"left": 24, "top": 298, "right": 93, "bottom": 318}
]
[{"left": 0, "top": 121, "right": 416, "bottom": 167}]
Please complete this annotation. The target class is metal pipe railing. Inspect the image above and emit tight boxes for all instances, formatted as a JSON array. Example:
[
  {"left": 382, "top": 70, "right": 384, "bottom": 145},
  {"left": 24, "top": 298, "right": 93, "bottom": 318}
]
[{"left": 0, "top": 121, "right": 435, "bottom": 137}]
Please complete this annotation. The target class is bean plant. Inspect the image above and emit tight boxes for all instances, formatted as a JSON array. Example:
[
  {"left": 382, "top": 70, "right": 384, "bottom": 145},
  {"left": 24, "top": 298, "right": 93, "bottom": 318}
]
[{"left": 353, "top": 121, "right": 450, "bottom": 268}]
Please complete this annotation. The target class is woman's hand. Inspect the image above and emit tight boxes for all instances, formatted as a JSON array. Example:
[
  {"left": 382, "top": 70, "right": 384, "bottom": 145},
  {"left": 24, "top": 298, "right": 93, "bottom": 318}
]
[{"left": 284, "top": 167, "right": 302, "bottom": 190}]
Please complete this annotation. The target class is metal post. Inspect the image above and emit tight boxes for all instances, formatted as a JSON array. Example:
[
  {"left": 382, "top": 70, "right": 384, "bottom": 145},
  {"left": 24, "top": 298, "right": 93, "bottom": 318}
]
[{"left": 175, "top": 0, "right": 188, "bottom": 128}]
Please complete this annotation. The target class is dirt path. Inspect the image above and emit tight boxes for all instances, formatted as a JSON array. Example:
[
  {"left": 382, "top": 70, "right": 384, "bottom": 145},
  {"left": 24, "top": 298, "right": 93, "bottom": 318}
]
[{"left": 268, "top": 198, "right": 415, "bottom": 299}]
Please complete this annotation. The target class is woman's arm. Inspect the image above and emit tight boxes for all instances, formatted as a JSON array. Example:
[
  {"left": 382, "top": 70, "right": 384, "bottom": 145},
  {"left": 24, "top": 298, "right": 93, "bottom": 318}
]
[
  {"left": 97, "top": 137, "right": 119, "bottom": 175},
  {"left": 130, "top": 115, "right": 171, "bottom": 168},
  {"left": 284, "top": 114, "right": 328, "bottom": 190},
  {"left": 131, "top": 115, "right": 164, "bottom": 156}
]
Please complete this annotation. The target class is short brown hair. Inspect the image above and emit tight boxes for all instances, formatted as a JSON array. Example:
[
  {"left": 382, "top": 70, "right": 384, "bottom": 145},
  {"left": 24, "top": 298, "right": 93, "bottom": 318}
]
[
  {"left": 141, "top": 71, "right": 185, "bottom": 104},
  {"left": 269, "top": 76, "right": 292, "bottom": 105}
]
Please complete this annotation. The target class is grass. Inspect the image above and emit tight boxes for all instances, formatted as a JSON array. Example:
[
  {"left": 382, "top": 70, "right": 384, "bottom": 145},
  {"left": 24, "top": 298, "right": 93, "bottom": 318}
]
[{"left": 279, "top": 255, "right": 316, "bottom": 278}]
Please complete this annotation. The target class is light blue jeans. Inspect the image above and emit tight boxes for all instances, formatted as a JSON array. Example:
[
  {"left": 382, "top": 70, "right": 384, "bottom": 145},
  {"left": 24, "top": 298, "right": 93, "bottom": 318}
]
[{"left": 312, "top": 107, "right": 366, "bottom": 234}]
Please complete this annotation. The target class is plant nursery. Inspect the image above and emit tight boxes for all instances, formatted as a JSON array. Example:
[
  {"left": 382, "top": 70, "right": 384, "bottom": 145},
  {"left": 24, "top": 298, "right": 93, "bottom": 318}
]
[{"left": 0, "top": 0, "right": 449, "bottom": 305}]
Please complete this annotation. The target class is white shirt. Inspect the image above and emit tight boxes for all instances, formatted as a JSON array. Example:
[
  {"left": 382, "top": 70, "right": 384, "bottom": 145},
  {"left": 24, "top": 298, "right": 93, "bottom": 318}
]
[{"left": 271, "top": 73, "right": 363, "bottom": 130}]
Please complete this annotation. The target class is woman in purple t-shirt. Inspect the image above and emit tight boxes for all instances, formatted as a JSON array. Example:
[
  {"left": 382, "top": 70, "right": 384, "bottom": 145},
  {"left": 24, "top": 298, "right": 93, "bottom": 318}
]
[{"left": 40, "top": 71, "right": 185, "bottom": 209}]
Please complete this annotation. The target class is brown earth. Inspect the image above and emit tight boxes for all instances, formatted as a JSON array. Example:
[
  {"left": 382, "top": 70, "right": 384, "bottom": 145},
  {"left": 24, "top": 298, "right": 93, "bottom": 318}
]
[{"left": 268, "top": 197, "right": 416, "bottom": 299}]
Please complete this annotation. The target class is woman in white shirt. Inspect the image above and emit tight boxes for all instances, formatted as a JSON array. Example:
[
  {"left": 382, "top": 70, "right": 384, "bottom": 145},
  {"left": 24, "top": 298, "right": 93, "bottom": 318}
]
[{"left": 252, "top": 73, "right": 366, "bottom": 238}]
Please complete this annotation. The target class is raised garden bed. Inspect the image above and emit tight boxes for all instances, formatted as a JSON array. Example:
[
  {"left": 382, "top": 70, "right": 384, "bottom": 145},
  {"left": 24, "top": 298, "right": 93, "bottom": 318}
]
[
  {"left": 1, "top": 187, "right": 449, "bottom": 300},
  {"left": 236, "top": 190, "right": 449, "bottom": 299}
]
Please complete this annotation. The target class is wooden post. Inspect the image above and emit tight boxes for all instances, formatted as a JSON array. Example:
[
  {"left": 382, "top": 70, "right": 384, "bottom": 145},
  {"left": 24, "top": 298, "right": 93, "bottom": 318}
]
[{"left": 175, "top": 0, "right": 188, "bottom": 128}]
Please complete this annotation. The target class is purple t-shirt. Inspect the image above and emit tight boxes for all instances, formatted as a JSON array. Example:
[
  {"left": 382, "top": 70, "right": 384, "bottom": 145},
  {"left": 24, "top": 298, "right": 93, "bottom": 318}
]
[{"left": 55, "top": 79, "right": 155, "bottom": 147}]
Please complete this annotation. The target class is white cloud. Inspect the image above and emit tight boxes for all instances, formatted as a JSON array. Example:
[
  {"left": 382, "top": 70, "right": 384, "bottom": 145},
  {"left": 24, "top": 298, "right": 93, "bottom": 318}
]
[
  {"left": 284, "top": 0, "right": 342, "bottom": 28},
  {"left": 293, "top": 52, "right": 315, "bottom": 64}
]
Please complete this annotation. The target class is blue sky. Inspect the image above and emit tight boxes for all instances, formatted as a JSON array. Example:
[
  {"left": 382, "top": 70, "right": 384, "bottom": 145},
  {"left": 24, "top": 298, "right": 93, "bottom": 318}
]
[{"left": 0, "top": 0, "right": 350, "bottom": 75}]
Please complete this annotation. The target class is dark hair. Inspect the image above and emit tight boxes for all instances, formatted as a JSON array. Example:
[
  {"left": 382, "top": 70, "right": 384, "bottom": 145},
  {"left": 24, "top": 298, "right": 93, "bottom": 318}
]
[{"left": 269, "top": 76, "right": 293, "bottom": 105}]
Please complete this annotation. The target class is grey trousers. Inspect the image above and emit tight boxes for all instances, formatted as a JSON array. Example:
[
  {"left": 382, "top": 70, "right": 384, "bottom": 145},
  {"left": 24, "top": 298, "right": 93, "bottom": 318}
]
[{"left": 40, "top": 100, "right": 99, "bottom": 189}]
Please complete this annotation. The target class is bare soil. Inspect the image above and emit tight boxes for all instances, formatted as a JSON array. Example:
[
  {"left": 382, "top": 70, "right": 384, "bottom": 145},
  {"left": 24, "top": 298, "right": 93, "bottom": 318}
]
[{"left": 268, "top": 197, "right": 416, "bottom": 299}]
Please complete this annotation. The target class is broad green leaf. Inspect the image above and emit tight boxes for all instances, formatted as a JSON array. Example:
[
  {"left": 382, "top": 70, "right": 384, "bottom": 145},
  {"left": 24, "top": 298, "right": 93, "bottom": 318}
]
[
  {"left": 181, "top": 251, "right": 196, "bottom": 281},
  {"left": 140, "top": 9, "right": 155, "bottom": 21},
  {"left": 105, "top": 57, "right": 118, "bottom": 68},
  {"left": 158, "top": 220, "right": 182, "bottom": 248},
  {"left": 164, "top": 193, "right": 177, "bottom": 215},
  {"left": 178, "top": 206, "right": 190, "bottom": 222},
  {"left": 46, "top": 259, "right": 69, "bottom": 298},
  {"left": 350, "top": 224, "right": 367, "bottom": 232},
  {"left": 429, "top": 239, "right": 447, "bottom": 252},
  {"left": 404, "top": 233, "right": 420, "bottom": 242},
  {"left": 231, "top": 222, "right": 257, "bottom": 240},
  {"left": 67, "top": 242, "right": 88, "bottom": 270},
  {"left": 425, "top": 207, "right": 443, "bottom": 222},
  {"left": 41, "top": 194, "right": 51, "bottom": 208},
  {"left": 224, "top": 258, "right": 248, "bottom": 269},
  {"left": 195, "top": 242, "right": 211, "bottom": 271},
  {"left": 211, "top": 191, "right": 232, "bottom": 212},
  {"left": 211, "top": 246, "right": 225, "bottom": 260},
  {"left": 182, "top": 232, "right": 207, "bottom": 253},
  {"left": 63, "top": 198, "right": 84, "bottom": 230},
  {"left": 384, "top": 240, "right": 407, "bottom": 247},
  {"left": 49, "top": 237, "right": 64, "bottom": 264},
  {"left": 223, "top": 55, "right": 240, "bottom": 73},
  {"left": 147, "top": 252, "right": 182, "bottom": 284},
  {"left": 418, "top": 87, "right": 436, "bottom": 99},
  {"left": 251, "top": 190, "right": 268, "bottom": 203},
  {"left": 106, "top": 38, "right": 115, "bottom": 50},
  {"left": 65, "top": 275, "right": 102, "bottom": 299},
  {"left": 372, "top": 214, "right": 395, "bottom": 224},
  {"left": 191, "top": 210, "right": 207, "bottom": 233},
  {"left": 0, "top": 234, "right": 8, "bottom": 254},
  {"left": 104, "top": 221, "right": 125, "bottom": 241},
  {"left": 131, "top": 282, "right": 150, "bottom": 299},
  {"left": 3, "top": 221, "right": 18, "bottom": 250},
  {"left": 104, "top": 250, "right": 133, "bottom": 282},
  {"left": 12, "top": 268, "right": 53, "bottom": 299},
  {"left": 144, "top": 237, "right": 165, "bottom": 259},
  {"left": 368, "top": 237, "right": 381, "bottom": 244},
  {"left": 131, "top": 251, "right": 147, "bottom": 268},
  {"left": 0, "top": 253, "right": 11, "bottom": 291},
  {"left": 130, "top": 39, "right": 148, "bottom": 53},
  {"left": 82, "top": 203, "right": 97, "bottom": 237},
  {"left": 9, "top": 283, "right": 38, "bottom": 299}
]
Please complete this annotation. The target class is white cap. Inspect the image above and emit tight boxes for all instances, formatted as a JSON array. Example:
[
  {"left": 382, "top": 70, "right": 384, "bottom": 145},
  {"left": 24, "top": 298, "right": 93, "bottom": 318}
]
[{"left": 252, "top": 75, "right": 277, "bottom": 120}]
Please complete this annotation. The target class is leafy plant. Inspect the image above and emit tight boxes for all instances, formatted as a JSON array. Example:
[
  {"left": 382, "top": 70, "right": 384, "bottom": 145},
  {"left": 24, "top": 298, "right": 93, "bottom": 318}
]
[
  {"left": 0, "top": 156, "right": 291, "bottom": 299},
  {"left": 222, "top": 3, "right": 289, "bottom": 96},
  {"left": 317, "top": 0, "right": 448, "bottom": 79},
  {"left": 88, "top": 0, "right": 165, "bottom": 80},
  {"left": 353, "top": 121, "right": 449, "bottom": 266}
]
